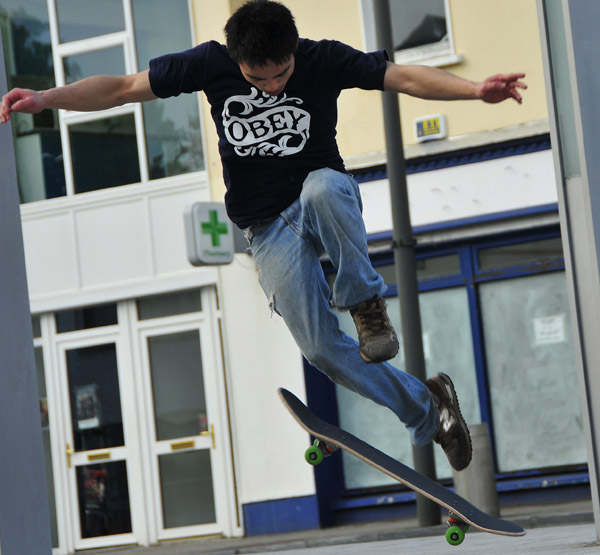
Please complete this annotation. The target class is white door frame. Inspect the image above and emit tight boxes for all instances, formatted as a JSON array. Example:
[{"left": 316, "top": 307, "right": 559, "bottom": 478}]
[{"left": 129, "top": 286, "right": 238, "bottom": 542}]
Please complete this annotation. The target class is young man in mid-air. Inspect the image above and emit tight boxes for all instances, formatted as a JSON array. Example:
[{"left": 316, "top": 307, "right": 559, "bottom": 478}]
[{"left": 1, "top": 0, "right": 527, "bottom": 471}]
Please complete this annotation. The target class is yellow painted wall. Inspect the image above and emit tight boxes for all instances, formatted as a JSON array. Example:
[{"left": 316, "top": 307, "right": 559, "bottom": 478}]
[
  {"left": 190, "top": 0, "right": 548, "bottom": 201},
  {"left": 190, "top": 0, "right": 229, "bottom": 201},
  {"left": 280, "top": 0, "right": 382, "bottom": 160},
  {"left": 398, "top": 0, "right": 548, "bottom": 141}
]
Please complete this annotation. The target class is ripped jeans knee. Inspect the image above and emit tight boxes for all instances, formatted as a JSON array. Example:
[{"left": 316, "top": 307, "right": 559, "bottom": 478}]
[{"left": 267, "top": 292, "right": 281, "bottom": 317}]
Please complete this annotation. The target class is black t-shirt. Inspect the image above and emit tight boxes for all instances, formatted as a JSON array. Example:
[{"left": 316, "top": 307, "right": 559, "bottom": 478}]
[{"left": 149, "top": 38, "right": 388, "bottom": 228}]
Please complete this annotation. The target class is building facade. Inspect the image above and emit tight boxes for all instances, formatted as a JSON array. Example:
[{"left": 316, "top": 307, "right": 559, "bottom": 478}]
[{"left": 0, "top": 0, "right": 588, "bottom": 552}]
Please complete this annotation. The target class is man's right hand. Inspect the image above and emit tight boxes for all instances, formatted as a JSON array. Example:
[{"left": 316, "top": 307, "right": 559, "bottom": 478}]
[
  {"left": 1, "top": 88, "right": 45, "bottom": 123},
  {"left": 2, "top": 72, "right": 157, "bottom": 124}
]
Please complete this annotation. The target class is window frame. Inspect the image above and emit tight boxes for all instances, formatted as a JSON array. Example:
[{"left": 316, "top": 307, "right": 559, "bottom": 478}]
[{"left": 360, "top": 0, "right": 463, "bottom": 67}]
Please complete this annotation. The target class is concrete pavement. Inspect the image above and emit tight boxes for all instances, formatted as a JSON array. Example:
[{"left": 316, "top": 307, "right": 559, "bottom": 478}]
[{"left": 82, "top": 500, "right": 598, "bottom": 555}]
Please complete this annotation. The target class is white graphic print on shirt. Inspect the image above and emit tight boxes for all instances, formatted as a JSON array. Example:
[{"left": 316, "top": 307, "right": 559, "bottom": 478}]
[{"left": 222, "top": 87, "right": 310, "bottom": 157}]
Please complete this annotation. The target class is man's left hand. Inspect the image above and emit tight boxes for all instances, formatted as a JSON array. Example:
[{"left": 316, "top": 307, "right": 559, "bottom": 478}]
[{"left": 478, "top": 73, "right": 527, "bottom": 104}]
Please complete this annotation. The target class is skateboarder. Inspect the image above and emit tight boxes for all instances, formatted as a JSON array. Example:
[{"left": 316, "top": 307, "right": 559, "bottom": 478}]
[{"left": 1, "top": 0, "right": 526, "bottom": 471}]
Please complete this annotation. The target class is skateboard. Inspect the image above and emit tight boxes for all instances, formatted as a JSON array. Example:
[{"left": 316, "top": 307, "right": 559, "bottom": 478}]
[{"left": 279, "top": 388, "right": 526, "bottom": 546}]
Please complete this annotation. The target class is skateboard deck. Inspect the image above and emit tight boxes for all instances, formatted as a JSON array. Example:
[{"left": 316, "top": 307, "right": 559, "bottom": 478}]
[{"left": 279, "top": 387, "right": 526, "bottom": 546}]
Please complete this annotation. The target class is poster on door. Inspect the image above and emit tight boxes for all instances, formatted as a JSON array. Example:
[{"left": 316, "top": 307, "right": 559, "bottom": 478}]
[{"left": 75, "top": 384, "right": 101, "bottom": 430}]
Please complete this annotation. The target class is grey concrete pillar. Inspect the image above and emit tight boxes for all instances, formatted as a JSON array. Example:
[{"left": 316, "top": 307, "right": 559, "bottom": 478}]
[
  {"left": 538, "top": 0, "right": 600, "bottom": 539},
  {"left": 0, "top": 32, "right": 53, "bottom": 555},
  {"left": 453, "top": 423, "right": 499, "bottom": 517}
]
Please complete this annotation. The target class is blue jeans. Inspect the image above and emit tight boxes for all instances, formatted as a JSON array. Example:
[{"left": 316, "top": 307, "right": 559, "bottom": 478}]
[{"left": 246, "top": 168, "right": 438, "bottom": 446}]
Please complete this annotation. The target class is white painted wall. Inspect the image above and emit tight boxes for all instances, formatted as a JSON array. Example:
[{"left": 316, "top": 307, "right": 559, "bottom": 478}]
[
  {"left": 360, "top": 150, "right": 557, "bottom": 235},
  {"left": 21, "top": 176, "right": 218, "bottom": 313},
  {"left": 218, "top": 256, "right": 315, "bottom": 505}
]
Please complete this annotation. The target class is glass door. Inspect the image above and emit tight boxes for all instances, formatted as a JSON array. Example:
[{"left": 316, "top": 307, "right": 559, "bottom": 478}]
[
  {"left": 139, "top": 321, "right": 223, "bottom": 540},
  {"left": 59, "top": 337, "right": 136, "bottom": 550},
  {"left": 42, "top": 289, "right": 235, "bottom": 551}
]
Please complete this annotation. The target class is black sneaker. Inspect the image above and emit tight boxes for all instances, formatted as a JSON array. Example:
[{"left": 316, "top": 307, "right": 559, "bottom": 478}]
[
  {"left": 349, "top": 295, "right": 399, "bottom": 363},
  {"left": 425, "top": 373, "right": 472, "bottom": 472}
]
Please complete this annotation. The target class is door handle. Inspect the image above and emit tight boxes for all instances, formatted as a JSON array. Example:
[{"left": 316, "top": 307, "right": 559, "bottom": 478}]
[
  {"left": 200, "top": 424, "right": 216, "bottom": 449},
  {"left": 66, "top": 443, "right": 74, "bottom": 469}
]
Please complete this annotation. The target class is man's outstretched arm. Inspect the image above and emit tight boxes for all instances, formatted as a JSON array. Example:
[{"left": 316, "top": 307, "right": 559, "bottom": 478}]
[
  {"left": 1, "top": 70, "right": 157, "bottom": 124},
  {"left": 383, "top": 62, "right": 527, "bottom": 104}
]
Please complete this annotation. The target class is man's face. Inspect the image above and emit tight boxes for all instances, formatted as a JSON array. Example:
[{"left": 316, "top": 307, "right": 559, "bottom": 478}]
[{"left": 239, "top": 56, "right": 295, "bottom": 97}]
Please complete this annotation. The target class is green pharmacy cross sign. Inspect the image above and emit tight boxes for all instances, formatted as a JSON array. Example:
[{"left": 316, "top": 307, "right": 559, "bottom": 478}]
[
  {"left": 202, "top": 209, "right": 229, "bottom": 247},
  {"left": 185, "top": 202, "right": 234, "bottom": 265}
]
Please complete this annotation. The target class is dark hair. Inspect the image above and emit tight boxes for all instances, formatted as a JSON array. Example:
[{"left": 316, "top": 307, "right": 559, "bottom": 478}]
[{"left": 224, "top": 0, "right": 299, "bottom": 66}]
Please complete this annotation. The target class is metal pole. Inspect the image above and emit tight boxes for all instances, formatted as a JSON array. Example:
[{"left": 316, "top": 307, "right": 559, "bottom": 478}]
[
  {"left": 372, "top": 0, "right": 439, "bottom": 527},
  {"left": 0, "top": 32, "right": 53, "bottom": 554}
]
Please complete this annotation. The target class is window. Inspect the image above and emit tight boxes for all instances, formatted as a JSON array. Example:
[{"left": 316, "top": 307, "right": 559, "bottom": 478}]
[
  {"left": 55, "top": 303, "right": 118, "bottom": 333},
  {"left": 477, "top": 237, "right": 564, "bottom": 272},
  {"left": 132, "top": 0, "right": 205, "bottom": 179},
  {"left": 55, "top": 0, "right": 125, "bottom": 43},
  {"left": 391, "top": 0, "right": 447, "bottom": 50},
  {"left": 0, "top": 0, "right": 205, "bottom": 203},
  {"left": 137, "top": 290, "right": 202, "bottom": 320},
  {"left": 0, "top": 0, "right": 66, "bottom": 202},
  {"left": 335, "top": 284, "right": 479, "bottom": 487},
  {"left": 323, "top": 230, "right": 584, "bottom": 492},
  {"left": 360, "top": 0, "right": 461, "bottom": 66}
]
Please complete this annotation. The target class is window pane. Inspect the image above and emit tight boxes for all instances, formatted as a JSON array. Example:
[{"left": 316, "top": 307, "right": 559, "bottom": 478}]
[
  {"left": 32, "top": 316, "right": 42, "bottom": 338},
  {"left": 148, "top": 331, "right": 208, "bottom": 441},
  {"left": 333, "top": 286, "right": 478, "bottom": 487},
  {"left": 480, "top": 272, "right": 585, "bottom": 472},
  {"left": 76, "top": 462, "right": 132, "bottom": 538},
  {"left": 69, "top": 114, "right": 141, "bottom": 193},
  {"left": 56, "top": 303, "right": 118, "bottom": 333},
  {"left": 66, "top": 344, "right": 125, "bottom": 452},
  {"left": 137, "top": 290, "right": 202, "bottom": 320},
  {"left": 390, "top": 0, "right": 447, "bottom": 51},
  {"left": 142, "top": 100, "right": 204, "bottom": 178},
  {"left": 132, "top": 0, "right": 204, "bottom": 178},
  {"left": 377, "top": 253, "right": 461, "bottom": 285},
  {"left": 159, "top": 450, "right": 216, "bottom": 527},
  {"left": 416, "top": 254, "right": 461, "bottom": 280},
  {"left": 64, "top": 46, "right": 126, "bottom": 84},
  {"left": 56, "top": 0, "right": 124, "bottom": 43},
  {"left": 0, "top": 0, "right": 66, "bottom": 202},
  {"left": 478, "top": 237, "right": 563, "bottom": 272}
]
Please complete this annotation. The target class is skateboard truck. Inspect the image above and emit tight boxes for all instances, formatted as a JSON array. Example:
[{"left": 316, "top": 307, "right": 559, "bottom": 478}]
[{"left": 305, "top": 439, "right": 339, "bottom": 465}]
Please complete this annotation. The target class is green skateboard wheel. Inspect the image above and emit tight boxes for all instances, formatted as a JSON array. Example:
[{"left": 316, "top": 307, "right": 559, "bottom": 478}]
[
  {"left": 305, "top": 440, "right": 324, "bottom": 465},
  {"left": 446, "top": 525, "right": 466, "bottom": 546}
]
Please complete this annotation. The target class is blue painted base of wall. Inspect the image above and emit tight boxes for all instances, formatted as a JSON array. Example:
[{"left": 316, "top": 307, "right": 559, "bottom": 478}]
[{"left": 243, "top": 495, "right": 320, "bottom": 536}]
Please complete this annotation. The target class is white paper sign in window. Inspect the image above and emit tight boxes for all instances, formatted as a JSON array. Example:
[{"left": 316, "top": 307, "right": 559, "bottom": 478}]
[{"left": 533, "top": 313, "right": 566, "bottom": 345}]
